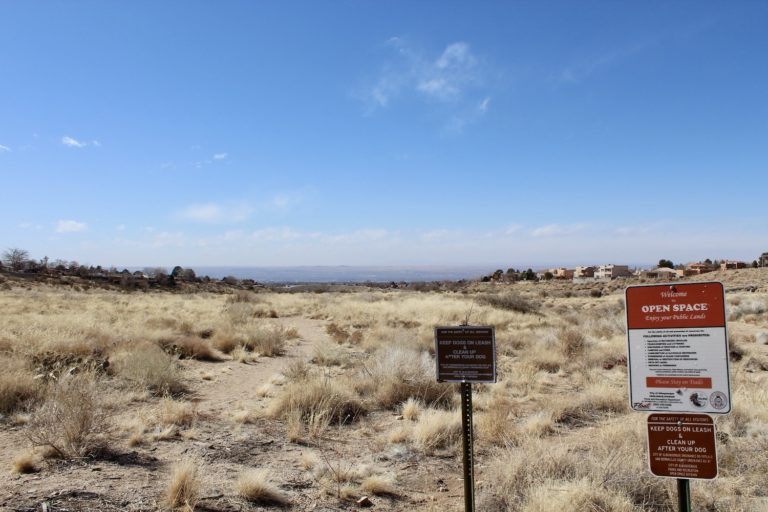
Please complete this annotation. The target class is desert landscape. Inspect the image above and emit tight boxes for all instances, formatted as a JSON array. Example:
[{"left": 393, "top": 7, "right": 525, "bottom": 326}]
[{"left": 1, "top": 268, "right": 767, "bottom": 511}]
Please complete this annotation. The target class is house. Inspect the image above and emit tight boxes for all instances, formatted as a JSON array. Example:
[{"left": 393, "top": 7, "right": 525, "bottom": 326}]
[
  {"left": 574, "top": 266, "right": 595, "bottom": 278},
  {"left": 760, "top": 252, "right": 768, "bottom": 267},
  {"left": 720, "top": 260, "right": 747, "bottom": 270},
  {"left": 594, "top": 264, "right": 631, "bottom": 280},
  {"left": 685, "top": 262, "right": 716, "bottom": 275},
  {"left": 552, "top": 268, "right": 574, "bottom": 280},
  {"left": 641, "top": 267, "right": 679, "bottom": 280}
]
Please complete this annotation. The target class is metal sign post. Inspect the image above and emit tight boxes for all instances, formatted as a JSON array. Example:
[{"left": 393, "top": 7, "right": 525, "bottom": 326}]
[
  {"left": 460, "top": 382, "right": 475, "bottom": 512},
  {"left": 677, "top": 479, "right": 691, "bottom": 512},
  {"left": 435, "top": 326, "right": 496, "bottom": 512}
]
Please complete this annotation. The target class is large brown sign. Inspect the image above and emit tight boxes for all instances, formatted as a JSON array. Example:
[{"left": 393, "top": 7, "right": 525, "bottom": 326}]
[
  {"left": 647, "top": 413, "right": 718, "bottom": 479},
  {"left": 435, "top": 326, "right": 496, "bottom": 383}
]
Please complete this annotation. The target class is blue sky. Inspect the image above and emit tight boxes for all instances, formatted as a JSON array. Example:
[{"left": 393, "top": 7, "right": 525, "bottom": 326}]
[{"left": 1, "top": 1, "right": 766, "bottom": 268}]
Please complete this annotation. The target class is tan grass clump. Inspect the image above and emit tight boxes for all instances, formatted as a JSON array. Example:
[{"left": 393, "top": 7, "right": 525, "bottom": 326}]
[
  {"left": 240, "top": 325, "right": 289, "bottom": 356},
  {"left": 267, "top": 374, "right": 366, "bottom": 427},
  {"left": 112, "top": 342, "right": 186, "bottom": 396},
  {"left": 360, "top": 475, "right": 397, "bottom": 496},
  {"left": 12, "top": 451, "right": 38, "bottom": 474},
  {"left": 401, "top": 397, "right": 421, "bottom": 421},
  {"left": 159, "top": 336, "right": 223, "bottom": 361},
  {"left": 159, "top": 397, "right": 197, "bottom": 427},
  {"left": 412, "top": 408, "right": 461, "bottom": 453},
  {"left": 235, "top": 469, "right": 290, "bottom": 505},
  {"left": 26, "top": 374, "right": 108, "bottom": 459},
  {"left": 165, "top": 459, "right": 200, "bottom": 511},
  {"left": 521, "top": 478, "right": 634, "bottom": 512}
]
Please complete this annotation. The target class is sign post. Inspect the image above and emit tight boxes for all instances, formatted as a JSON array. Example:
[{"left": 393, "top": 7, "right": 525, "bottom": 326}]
[
  {"left": 435, "top": 326, "right": 496, "bottom": 512},
  {"left": 625, "top": 282, "right": 730, "bottom": 512}
]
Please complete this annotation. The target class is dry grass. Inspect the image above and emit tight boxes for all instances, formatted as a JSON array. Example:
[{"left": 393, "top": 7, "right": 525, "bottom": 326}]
[
  {"left": 165, "top": 459, "right": 200, "bottom": 511},
  {"left": 360, "top": 475, "right": 397, "bottom": 496},
  {"left": 411, "top": 408, "right": 461, "bottom": 453},
  {"left": 12, "top": 451, "right": 38, "bottom": 474},
  {"left": 235, "top": 469, "right": 290, "bottom": 505},
  {"left": 0, "top": 357, "right": 41, "bottom": 414},
  {"left": 158, "top": 397, "right": 197, "bottom": 427}
]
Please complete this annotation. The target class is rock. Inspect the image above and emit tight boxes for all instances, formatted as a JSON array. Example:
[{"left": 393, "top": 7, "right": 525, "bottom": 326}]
[
  {"left": 757, "top": 332, "right": 768, "bottom": 345},
  {"left": 356, "top": 496, "right": 373, "bottom": 507}
]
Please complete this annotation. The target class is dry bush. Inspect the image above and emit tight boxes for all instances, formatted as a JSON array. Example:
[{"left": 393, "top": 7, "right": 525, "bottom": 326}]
[
  {"left": 26, "top": 374, "right": 109, "bottom": 459},
  {"left": 112, "top": 342, "right": 185, "bottom": 396},
  {"left": 326, "top": 322, "right": 351, "bottom": 343},
  {"left": 165, "top": 459, "right": 200, "bottom": 511},
  {"left": 0, "top": 357, "right": 41, "bottom": 414},
  {"left": 478, "top": 292, "right": 539, "bottom": 314},
  {"left": 231, "top": 345, "right": 257, "bottom": 363},
  {"left": 412, "top": 408, "right": 461, "bottom": 453},
  {"left": 159, "top": 336, "right": 222, "bottom": 361},
  {"left": 551, "top": 381, "right": 627, "bottom": 428},
  {"left": 235, "top": 469, "right": 290, "bottom": 505},
  {"left": 282, "top": 359, "right": 312, "bottom": 381},
  {"left": 267, "top": 374, "right": 367, "bottom": 427},
  {"left": 476, "top": 396, "right": 517, "bottom": 446},
  {"left": 363, "top": 347, "right": 452, "bottom": 409},
  {"left": 558, "top": 328, "right": 585, "bottom": 357},
  {"left": 211, "top": 330, "right": 239, "bottom": 354}
]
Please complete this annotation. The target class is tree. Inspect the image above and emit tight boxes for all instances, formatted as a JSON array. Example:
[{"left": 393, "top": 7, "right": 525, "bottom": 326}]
[
  {"left": 753, "top": 260, "right": 759, "bottom": 268},
  {"left": 658, "top": 259, "right": 674, "bottom": 269},
  {"left": 2, "top": 248, "right": 29, "bottom": 271},
  {"left": 543, "top": 271, "right": 554, "bottom": 281}
]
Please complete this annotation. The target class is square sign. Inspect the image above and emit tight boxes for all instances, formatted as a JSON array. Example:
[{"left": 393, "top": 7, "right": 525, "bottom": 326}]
[
  {"left": 435, "top": 326, "right": 496, "bottom": 383},
  {"left": 626, "top": 282, "right": 731, "bottom": 414},
  {"left": 647, "top": 413, "right": 718, "bottom": 479}
]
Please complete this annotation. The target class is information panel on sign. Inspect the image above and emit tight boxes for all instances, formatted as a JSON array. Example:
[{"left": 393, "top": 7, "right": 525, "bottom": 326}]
[
  {"left": 647, "top": 413, "right": 718, "bottom": 479},
  {"left": 626, "top": 282, "right": 731, "bottom": 414},
  {"left": 435, "top": 326, "right": 496, "bottom": 383}
]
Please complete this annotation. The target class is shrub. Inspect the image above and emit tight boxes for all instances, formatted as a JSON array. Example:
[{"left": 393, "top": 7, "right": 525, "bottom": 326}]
[
  {"left": 478, "top": 293, "right": 539, "bottom": 314},
  {"left": 26, "top": 374, "right": 109, "bottom": 459}
]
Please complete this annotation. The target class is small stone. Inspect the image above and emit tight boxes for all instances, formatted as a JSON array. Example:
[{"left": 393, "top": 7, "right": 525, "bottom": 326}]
[{"left": 356, "top": 496, "right": 373, "bottom": 507}]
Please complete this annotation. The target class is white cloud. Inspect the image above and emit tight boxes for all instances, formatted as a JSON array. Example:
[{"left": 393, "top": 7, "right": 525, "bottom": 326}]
[
  {"left": 213, "top": 152, "right": 228, "bottom": 160},
  {"left": 0, "top": 144, "right": 10, "bottom": 152},
  {"left": 61, "top": 136, "right": 87, "bottom": 148},
  {"left": 531, "top": 223, "right": 588, "bottom": 237},
  {"left": 56, "top": 220, "right": 87, "bottom": 233},
  {"left": 478, "top": 96, "right": 491, "bottom": 114},
  {"left": 92, "top": 140, "right": 101, "bottom": 147},
  {"left": 177, "top": 202, "right": 252, "bottom": 223}
]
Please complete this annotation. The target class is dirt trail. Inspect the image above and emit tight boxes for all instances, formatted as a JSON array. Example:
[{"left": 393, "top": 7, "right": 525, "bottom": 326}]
[{"left": 189, "top": 317, "right": 326, "bottom": 417}]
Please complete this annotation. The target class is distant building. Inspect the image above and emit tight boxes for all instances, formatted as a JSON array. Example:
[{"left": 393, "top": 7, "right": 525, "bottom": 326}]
[
  {"left": 760, "top": 252, "right": 768, "bottom": 267},
  {"left": 551, "top": 268, "right": 574, "bottom": 280},
  {"left": 574, "top": 266, "right": 595, "bottom": 278},
  {"left": 720, "top": 260, "right": 747, "bottom": 271},
  {"left": 595, "top": 264, "right": 631, "bottom": 280},
  {"left": 641, "top": 267, "right": 679, "bottom": 280},
  {"left": 685, "top": 262, "right": 716, "bottom": 276}
]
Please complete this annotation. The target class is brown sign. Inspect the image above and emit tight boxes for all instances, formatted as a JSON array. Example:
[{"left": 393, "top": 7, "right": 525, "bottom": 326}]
[
  {"left": 647, "top": 413, "right": 718, "bottom": 479},
  {"left": 435, "top": 326, "right": 496, "bottom": 383}
]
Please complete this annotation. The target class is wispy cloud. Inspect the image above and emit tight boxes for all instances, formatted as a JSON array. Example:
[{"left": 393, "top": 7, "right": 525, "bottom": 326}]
[
  {"left": 177, "top": 202, "right": 252, "bottom": 223},
  {"left": 0, "top": 144, "right": 10, "bottom": 152},
  {"left": 213, "top": 152, "right": 228, "bottom": 160},
  {"left": 56, "top": 219, "right": 87, "bottom": 233},
  {"left": 61, "top": 136, "right": 87, "bottom": 148},
  {"left": 531, "top": 223, "right": 588, "bottom": 237},
  {"left": 362, "top": 38, "right": 492, "bottom": 117}
]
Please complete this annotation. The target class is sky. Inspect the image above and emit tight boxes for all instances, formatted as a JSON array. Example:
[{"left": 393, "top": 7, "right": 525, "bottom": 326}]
[{"left": 1, "top": 1, "right": 767, "bottom": 269}]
